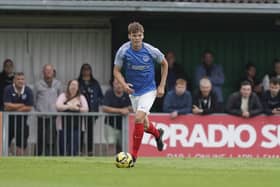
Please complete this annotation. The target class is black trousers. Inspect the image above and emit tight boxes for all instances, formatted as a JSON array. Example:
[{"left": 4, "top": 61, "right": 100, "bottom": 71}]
[
  {"left": 37, "top": 117, "right": 57, "bottom": 156},
  {"left": 59, "top": 115, "right": 81, "bottom": 156},
  {"left": 9, "top": 115, "right": 29, "bottom": 149},
  {"left": 81, "top": 116, "right": 97, "bottom": 155}
]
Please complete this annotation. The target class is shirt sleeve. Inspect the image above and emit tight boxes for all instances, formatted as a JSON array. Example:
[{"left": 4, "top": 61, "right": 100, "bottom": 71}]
[
  {"left": 25, "top": 87, "right": 34, "bottom": 106},
  {"left": 80, "top": 95, "right": 89, "bottom": 112},
  {"left": 103, "top": 90, "right": 112, "bottom": 106},
  {"left": 56, "top": 93, "right": 67, "bottom": 111},
  {"left": 114, "top": 43, "right": 129, "bottom": 68},
  {"left": 145, "top": 43, "right": 164, "bottom": 64}
]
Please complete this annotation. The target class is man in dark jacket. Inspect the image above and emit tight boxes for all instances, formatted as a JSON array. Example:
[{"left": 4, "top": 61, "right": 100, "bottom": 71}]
[
  {"left": 226, "top": 81, "right": 263, "bottom": 118},
  {"left": 192, "top": 78, "right": 220, "bottom": 115},
  {"left": 262, "top": 77, "right": 280, "bottom": 115},
  {"left": 163, "top": 78, "right": 192, "bottom": 119}
]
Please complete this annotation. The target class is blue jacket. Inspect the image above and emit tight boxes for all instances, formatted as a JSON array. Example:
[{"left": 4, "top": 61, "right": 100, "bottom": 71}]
[
  {"left": 163, "top": 90, "right": 192, "bottom": 114},
  {"left": 195, "top": 64, "right": 225, "bottom": 102}
]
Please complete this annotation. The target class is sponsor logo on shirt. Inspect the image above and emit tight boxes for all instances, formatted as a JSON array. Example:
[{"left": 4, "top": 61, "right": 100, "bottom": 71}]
[
  {"left": 142, "top": 55, "right": 150, "bottom": 62},
  {"left": 131, "top": 65, "right": 149, "bottom": 71},
  {"left": 22, "top": 94, "right": 27, "bottom": 100}
]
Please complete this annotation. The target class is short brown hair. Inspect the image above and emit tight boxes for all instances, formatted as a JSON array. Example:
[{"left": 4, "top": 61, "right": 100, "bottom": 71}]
[
  {"left": 15, "top": 72, "right": 24, "bottom": 77},
  {"left": 176, "top": 78, "right": 187, "bottom": 86},
  {"left": 128, "top": 22, "right": 144, "bottom": 34}
]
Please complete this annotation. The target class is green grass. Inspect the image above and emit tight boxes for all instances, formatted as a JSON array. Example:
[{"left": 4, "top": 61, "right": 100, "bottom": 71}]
[{"left": 0, "top": 157, "right": 279, "bottom": 187}]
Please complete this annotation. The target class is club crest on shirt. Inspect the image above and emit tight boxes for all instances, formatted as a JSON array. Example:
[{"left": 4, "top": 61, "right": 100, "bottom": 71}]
[
  {"left": 142, "top": 55, "right": 150, "bottom": 62},
  {"left": 21, "top": 94, "right": 27, "bottom": 100}
]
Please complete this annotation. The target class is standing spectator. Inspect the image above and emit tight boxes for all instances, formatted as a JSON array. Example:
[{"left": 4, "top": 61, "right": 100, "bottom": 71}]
[
  {"left": 78, "top": 63, "right": 103, "bottom": 155},
  {"left": 154, "top": 51, "right": 188, "bottom": 112},
  {"left": 102, "top": 78, "right": 132, "bottom": 153},
  {"left": 164, "top": 51, "right": 188, "bottom": 91},
  {"left": 56, "top": 80, "right": 88, "bottom": 156},
  {"left": 240, "top": 63, "right": 262, "bottom": 95},
  {"left": 194, "top": 50, "right": 225, "bottom": 110},
  {"left": 163, "top": 78, "right": 192, "bottom": 119},
  {"left": 261, "top": 77, "right": 280, "bottom": 115},
  {"left": 226, "top": 81, "right": 263, "bottom": 118},
  {"left": 262, "top": 59, "right": 280, "bottom": 91},
  {"left": 192, "top": 78, "right": 219, "bottom": 115},
  {"left": 34, "top": 64, "right": 63, "bottom": 155},
  {"left": 0, "top": 59, "right": 15, "bottom": 110},
  {"left": 4, "top": 72, "right": 33, "bottom": 155}
]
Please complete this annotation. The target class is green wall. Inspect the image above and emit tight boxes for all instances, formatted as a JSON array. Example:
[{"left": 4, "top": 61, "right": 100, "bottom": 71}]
[
  {"left": 145, "top": 31, "right": 280, "bottom": 100},
  {"left": 112, "top": 16, "right": 280, "bottom": 103}
]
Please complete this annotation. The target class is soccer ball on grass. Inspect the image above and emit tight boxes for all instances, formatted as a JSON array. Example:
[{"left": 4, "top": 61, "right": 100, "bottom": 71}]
[{"left": 115, "top": 152, "right": 134, "bottom": 168}]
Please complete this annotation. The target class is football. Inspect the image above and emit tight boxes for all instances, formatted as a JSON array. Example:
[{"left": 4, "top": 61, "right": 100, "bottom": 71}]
[{"left": 115, "top": 152, "right": 134, "bottom": 168}]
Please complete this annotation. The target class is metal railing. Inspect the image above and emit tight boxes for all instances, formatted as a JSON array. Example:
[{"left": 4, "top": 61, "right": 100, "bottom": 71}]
[{"left": 1, "top": 112, "right": 129, "bottom": 157}]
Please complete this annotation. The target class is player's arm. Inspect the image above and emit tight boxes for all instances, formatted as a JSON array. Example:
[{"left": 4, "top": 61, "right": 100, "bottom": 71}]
[
  {"left": 113, "top": 66, "right": 134, "bottom": 94},
  {"left": 157, "top": 58, "right": 168, "bottom": 97}
]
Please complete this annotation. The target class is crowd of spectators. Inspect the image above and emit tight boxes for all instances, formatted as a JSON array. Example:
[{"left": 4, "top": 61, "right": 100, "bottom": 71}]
[{"left": 0, "top": 51, "right": 279, "bottom": 155}]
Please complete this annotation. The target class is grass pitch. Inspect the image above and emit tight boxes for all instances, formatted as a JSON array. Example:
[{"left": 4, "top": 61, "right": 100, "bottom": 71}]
[{"left": 0, "top": 157, "right": 279, "bottom": 187}]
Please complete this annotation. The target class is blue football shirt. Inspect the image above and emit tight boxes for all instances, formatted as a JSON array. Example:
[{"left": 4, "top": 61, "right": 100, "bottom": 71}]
[{"left": 114, "top": 42, "right": 164, "bottom": 96}]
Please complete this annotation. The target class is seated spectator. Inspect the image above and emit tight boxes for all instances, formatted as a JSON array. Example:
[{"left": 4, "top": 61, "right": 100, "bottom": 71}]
[
  {"left": 261, "top": 77, "right": 280, "bottom": 115},
  {"left": 56, "top": 80, "right": 88, "bottom": 156},
  {"left": 192, "top": 78, "right": 219, "bottom": 115},
  {"left": 226, "top": 81, "right": 263, "bottom": 118},
  {"left": 102, "top": 78, "right": 132, "bottom": 153},
  {"left": 194, "top": 50, "right": 225, "bottom": 110},
  {"left": 34, "top": 64, "right": 63, "bottom": 156},
  {"left": 163, "top": 78, "right": 192, "bottom": 119},
  {"left": 262, "top": 59, "right": 280, "bottom": 91},
  {"left": 240, "top": 63, "right": 262, "bottom": 95},
  {"left": 3, "top": 72, "right": 33, "bottom": 155},
  {"left": 0, "top": 59, "right": 15, "bottom": 111},
  {"left": 78, "top": 63, "right": 103, "bottom": 154}
]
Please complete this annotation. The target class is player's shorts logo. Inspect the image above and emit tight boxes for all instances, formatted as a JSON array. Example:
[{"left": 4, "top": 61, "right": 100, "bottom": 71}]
[{"left": 142, "top": 55, "right": 150, "bottom": 62}]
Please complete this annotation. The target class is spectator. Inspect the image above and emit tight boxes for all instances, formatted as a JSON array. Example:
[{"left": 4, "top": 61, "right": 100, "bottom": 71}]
[
  {"left": 261, "top": 77, "right": 280, "bottom": 115},
  {"left": 262, "top": 59, "right": 280, "bottom": 91},
  {"left": 194, "top": 50, "right": 225, "bottom": 110},
  {"left": 240, "top": 63, "right": 262, "bottom": 95},
  {"left": 56, "top": 80, "right": 88, "bottom": 156},
  {"left": 0, "top": 59, "right": 15, "bottom": 110},
  {"left": 102, "top": 78, "right": 132, "bottom": 153},
  {"left": 154, "top": 51, "right": 188, "bottom": 112},
  {"left": 163, "top": 78, "right": 192, "bottom": 119},
  {"left": 226, "top": 81, "right": 263, "bottom": 118},
  {"left": 34, "top": 64, "right": 63, "bottom": 156},
  {"left": 164, "top": 51, "right": 189, "bottom": 91},
  {"left": 78, "top": 63, "right": 103, "bottom": 155},
  {"left": 192, "top": 78, "right": 220, "bottom": 115},
  {"left": 3, "top": 72, "right": 33, "bottom": 155}
]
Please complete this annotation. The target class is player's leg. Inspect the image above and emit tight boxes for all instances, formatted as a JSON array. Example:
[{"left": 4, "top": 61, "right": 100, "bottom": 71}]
[
  {"left": 131, "top": 110, "right": 145, "bottom": 162},
  {"left": 144, "top": 116, "right": 159, "bottom": 138},
  {"left": 144, "top": 116, "right": 164, "bottom": 151},
  {"left": 141, "top": 90, "right": 164, "bottom": 151},
  {"left": 138, "top": 90, "right": 160, "bottom": 138}
]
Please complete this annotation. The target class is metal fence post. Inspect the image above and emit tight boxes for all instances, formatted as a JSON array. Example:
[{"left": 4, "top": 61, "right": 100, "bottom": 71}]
[
  {"left": 2, "top": 112, "right": 9, "bottom": 156},
  {"left": 122, "top": 115, "right": 129, "bottom": 153}
]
